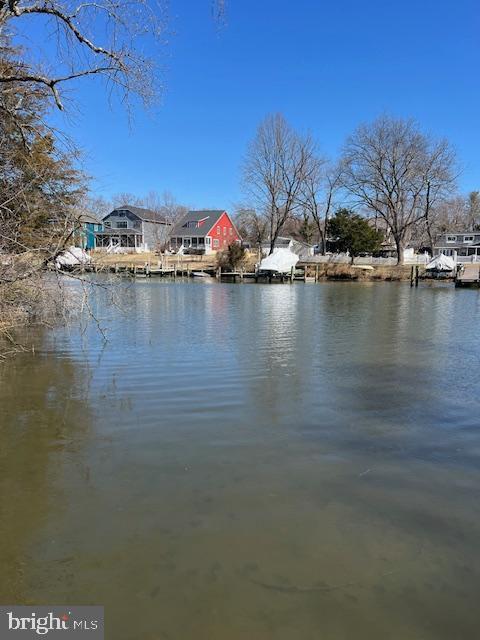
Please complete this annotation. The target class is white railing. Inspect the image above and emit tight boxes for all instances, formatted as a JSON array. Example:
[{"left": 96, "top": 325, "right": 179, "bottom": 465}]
[{"left": 455, "top": 255, "right": 478, "bottom": 264}]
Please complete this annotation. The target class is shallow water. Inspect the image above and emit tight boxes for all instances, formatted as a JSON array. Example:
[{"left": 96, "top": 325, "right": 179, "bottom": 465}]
[{"left": 1, "top": 280, "right": 480, "bottom": 639}]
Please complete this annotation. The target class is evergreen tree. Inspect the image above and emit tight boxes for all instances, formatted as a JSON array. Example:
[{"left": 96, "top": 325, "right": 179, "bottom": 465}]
[{"left": 328, "top": 209, "right": 383, "bottom": 262}]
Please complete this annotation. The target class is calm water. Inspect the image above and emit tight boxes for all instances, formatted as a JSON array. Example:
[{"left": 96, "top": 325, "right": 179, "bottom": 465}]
[{"left": 1, "top": 280, "right": 480, "bottom": 639}]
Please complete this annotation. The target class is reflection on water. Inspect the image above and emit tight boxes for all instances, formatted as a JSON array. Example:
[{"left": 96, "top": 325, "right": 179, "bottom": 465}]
[{"left": 1, "top": 281, "right": 480, "bottom": 639}]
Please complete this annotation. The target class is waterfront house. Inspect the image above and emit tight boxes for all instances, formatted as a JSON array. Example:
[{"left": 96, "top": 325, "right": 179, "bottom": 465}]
[
  {"left": 169, "top": 210, "right": 241, "bottom": 254},
  {"left": 434, "top": 232, "right": 480, "bottom": 263},
  {"left": 95, "top": 205, "right": 171, "bottom": 253},
  {"left": 77, "top": 212, "right": 103, "bottom": 250}
]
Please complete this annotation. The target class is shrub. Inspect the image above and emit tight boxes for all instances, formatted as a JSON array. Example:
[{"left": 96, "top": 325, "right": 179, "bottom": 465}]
[{"left": 217, "top": 243, "right": 247, "bottom": 271}]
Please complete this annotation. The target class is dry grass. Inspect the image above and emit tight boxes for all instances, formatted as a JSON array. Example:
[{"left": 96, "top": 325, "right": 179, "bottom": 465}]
[
  {"left": 90, "top": 250, "right": 260, "bottom": 271},
  {"left": 303, "top": 263, "right": 415, "bottom": 281}
]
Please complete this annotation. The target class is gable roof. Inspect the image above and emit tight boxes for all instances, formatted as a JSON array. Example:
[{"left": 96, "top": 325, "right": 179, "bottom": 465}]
[
  {"left": 105, "top": 205, "right": 169, "bottom": 224},
  {"left": 73, "top": 209, "right": 103, "bottom": 225},
  {"left": 171, "top": 210, "right": 227, "bottom": 237}
]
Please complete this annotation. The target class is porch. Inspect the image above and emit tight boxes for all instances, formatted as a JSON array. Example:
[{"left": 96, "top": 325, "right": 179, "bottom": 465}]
[
  {"left": 435, "top": 246, "right": 480, "bottom": 264},
  {"left": 170, "top": 236, "right": 213, "bottom": 254},
  {"left": 95, "top": 229, "right": 145, "bottom": 253}
]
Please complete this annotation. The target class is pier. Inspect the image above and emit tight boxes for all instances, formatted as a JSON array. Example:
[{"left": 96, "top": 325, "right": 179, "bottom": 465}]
[
  {"left": 456, "top": 264, "right": 480, "bottom": 288},
  {"left": 75, "top": 262, "right": 322, "bottom": 283}
]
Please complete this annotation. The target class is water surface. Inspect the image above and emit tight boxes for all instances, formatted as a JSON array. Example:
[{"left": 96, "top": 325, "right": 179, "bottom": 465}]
[{"left": 1, "top": 281, "right": 479, "bottom": 639}]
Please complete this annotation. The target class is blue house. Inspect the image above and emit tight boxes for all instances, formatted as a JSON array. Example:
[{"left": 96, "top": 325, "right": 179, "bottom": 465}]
[{"left": 77, "top": 212, "right": 103, "bottom": 250}]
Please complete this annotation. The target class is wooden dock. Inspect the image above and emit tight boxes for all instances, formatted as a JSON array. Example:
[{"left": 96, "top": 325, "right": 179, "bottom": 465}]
[
  {"left": 456, "top": 264, "right": 480, "bottom": 287},
  {"left": 72, "top": 262, "right": 321, "bottom": 283}
]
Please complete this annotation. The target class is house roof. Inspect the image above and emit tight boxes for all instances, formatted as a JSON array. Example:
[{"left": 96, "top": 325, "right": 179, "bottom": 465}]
[
  {"left": 105, "top": 205, "right": 169, "bottom": 224},
  {"left": 436, "top": 231, "right": 479, "bottom": 236},
  {"left": 171, "top": 210, "right": 227, "bottom": 237},
  {"left": 71, "top": 208, "right": 102, "bottom": 225},
  {"left": 262, "top": 236, "right": 313, "bottom": 249}
]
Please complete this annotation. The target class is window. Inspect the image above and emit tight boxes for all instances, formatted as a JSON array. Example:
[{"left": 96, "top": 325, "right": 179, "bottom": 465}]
[
  {"left": 223, "top": 227, "right": 226, "bottom": 236},
  {"left": 217, "top": 226, "right": 220, "bottom": 235},
  {"left": 104, "top": 221, "right": 111, "bottom": 228},
  {"left": 213, "top": 238, "right": 220, "bottom": 248},
  {"left": 464, "top": 236, "right": 474, "bottom": 243},
  {"left": 117, "top": 221, "right": 128, "bottom": 229},
  {"left": 446, "top": 235, "right": 457, "bottom": 243},
  {"left": 229, "top": 228, "right": 233, "bottom": 236},
  {"left": 206, "top": 237, "right": 211, "bottom": 246}
]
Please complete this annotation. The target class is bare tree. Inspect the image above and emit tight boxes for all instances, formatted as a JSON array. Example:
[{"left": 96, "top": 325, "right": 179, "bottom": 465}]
[
  {"left": 234, "top": 207, "right": 268, "bottom": 255},
  {"left": 111, "top": 192, "right": 144, "bottom": 208},
  {"left": 466, "top": 191, "right": 480, "bottom": 230},
  {"left": 341, "top": 115, "right": 457, "bottom": 263},
  {"left": 298, "top": 159, "right": 342, "bottom": 254},
  {"left": 0, "top": 1, "right": 166, "bottom": 114},
  {"left": 413, "top": 191, "right": 479, "bottom": 249},
  {"left": 147, "top": 190, "right": 188, "bottom": 225},
  {"left": 242, "top": 113, "right": 315, "bottom": 254}
]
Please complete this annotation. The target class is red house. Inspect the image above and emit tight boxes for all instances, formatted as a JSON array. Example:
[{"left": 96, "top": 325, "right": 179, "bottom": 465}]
[{"left": 169, "top": 210, "right": 241, "bottom": 254}]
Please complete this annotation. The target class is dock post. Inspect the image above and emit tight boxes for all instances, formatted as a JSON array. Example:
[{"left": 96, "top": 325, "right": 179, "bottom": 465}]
[
  {"left": 415, "top": 265, "right": 419, "bottom": 287},
  {"left": 315, "top": 265, "right": 319, "bottom": 282},
  {"left": 290, "top": 266, "right": 294, "bottom": 283},
  {"left": 410, "top": 265, "right": 414, "bottom": 287}
]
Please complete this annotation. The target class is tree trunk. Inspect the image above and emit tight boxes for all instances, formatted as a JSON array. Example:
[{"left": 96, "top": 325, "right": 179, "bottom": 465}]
[
  {"left": 394, "top": 234, "right": 405, "bottom": 265},
  {"left": 323, "top": 213, "right": 329, "bottom": 255},
  {"left": 426, "top": 224, "right": 434, "bottom": 256}
]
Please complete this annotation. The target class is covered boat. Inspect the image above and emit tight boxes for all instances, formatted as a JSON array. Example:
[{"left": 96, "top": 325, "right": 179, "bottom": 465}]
[
  {"left": 425, "top": 254, "right": 455, "bottom": 272},
  {"left": 55, "top": 246, "right": 91, "bottom": 269},
  {"left": 258, "top": 248, "right": 299, "bottom": 274}
]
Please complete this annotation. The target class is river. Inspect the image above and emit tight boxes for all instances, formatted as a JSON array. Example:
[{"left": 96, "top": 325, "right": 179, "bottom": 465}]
[{"left": 1, "top": 280, "right": 479, "bottom": 639}]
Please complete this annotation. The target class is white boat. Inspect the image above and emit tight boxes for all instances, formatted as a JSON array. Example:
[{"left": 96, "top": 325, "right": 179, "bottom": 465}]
[
  {"left": 425, "top": 254, "right": 455, "bottom": 272},
  {"left": 192, "top": 271, "right": 213, "bottom": 278},
  {"left": 259, "top": 248, "right": 299, "bottom": 273}
]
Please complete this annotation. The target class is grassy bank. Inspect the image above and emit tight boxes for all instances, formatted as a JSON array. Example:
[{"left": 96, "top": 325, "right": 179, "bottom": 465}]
[
  {"left": 92, "top": 252, "right": 423, "bottom": 281},
  {"left": 302, "top": 263, "right": 418, "bottom": 282}
]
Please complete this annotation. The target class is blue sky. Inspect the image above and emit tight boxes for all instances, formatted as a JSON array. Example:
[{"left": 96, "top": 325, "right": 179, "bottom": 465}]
[{"left": 45, "top": 0, "right": 480, "bottom": 209}]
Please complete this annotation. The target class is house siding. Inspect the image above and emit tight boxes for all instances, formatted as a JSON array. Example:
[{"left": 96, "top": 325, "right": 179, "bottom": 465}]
[
  {"left": 96, "top": 208, "right": 171, "bottom": 252},
  {"left": 103, "top": 210, "right": 141, "bottom": 230},
  {"left": 142, "top": 220, "right": 170, "bottom": 251},
  {"left": 169, "top": 211, "right": 240, "bottom": 254},
  {"left": 434, "top": 232, "right": 480, "bottom": 261},
  {"left": 85, "top": 223, "right": 102, "bottom": 249},
  {"left": 206, "top": 212, "right": 240, "bottom": 251}
]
